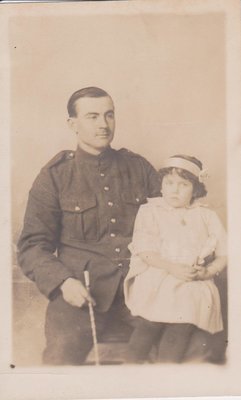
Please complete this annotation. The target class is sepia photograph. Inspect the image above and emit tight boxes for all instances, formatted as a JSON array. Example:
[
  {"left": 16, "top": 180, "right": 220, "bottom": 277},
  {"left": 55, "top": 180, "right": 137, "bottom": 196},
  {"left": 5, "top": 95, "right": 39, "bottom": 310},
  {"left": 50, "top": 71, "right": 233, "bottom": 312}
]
[{"left": 0, "top": 0, "right": 241, "bottom": 399}]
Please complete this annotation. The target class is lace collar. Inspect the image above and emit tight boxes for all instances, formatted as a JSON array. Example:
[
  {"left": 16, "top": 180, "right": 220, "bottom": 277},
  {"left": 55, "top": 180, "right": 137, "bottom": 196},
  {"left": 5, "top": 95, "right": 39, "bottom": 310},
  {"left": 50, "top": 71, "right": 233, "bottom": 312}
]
[{"left": 146, "top": 197, "right": 208, "bottom": 211}]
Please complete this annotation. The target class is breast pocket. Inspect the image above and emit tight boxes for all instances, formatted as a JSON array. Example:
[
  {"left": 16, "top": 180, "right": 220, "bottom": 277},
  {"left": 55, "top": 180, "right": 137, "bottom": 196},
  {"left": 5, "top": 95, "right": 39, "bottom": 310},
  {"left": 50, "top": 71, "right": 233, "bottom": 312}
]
[
  {"left": 60, "top": 195, "right": 99, "bottom": 241},
  {"left": 121, "top": 192, "right": 147, "bottom": 236}
]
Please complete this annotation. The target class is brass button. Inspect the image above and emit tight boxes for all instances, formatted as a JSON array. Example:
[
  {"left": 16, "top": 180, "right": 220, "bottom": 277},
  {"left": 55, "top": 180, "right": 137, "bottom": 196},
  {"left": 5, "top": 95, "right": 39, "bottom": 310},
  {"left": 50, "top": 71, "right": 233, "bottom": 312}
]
[
  {"left": 108, "top": 201, "right": 113, "bottom": 207},
  {"left": 110, "top": 233, "right": 116, "bottom": 238},
  {"left": 111, "top": 218, "right": 116, "bottom": 223},
  {"left": 118, "top": 263, "right": 123, "bottom": 268},
  {"left": 100, "top": 173, "right": 105, "bottom": 177},
  {"left": 136, "top": 198, "right": 140, "bottom": 203},
  {"left": 75, "top": 206, "right": 80, "bottom": 211},
  {"left": 115, "top": 248, "right": 121, "bottom": 253},
  {"left": 104, "top": 186, "right": 110, "bottom": 191}
]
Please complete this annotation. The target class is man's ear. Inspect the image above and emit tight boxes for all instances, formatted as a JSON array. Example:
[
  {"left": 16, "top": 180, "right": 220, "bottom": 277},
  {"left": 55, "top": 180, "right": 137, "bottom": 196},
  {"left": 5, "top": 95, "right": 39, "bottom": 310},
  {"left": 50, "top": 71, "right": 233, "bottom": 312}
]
[{"left": 67, "top": 117, "right": 77, "bottom": 133}]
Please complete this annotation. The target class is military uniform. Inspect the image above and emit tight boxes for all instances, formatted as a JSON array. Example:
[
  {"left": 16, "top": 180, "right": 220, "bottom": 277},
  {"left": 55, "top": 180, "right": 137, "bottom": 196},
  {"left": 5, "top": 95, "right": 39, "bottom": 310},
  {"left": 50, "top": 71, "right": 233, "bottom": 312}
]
[{"left": 18, "top": 146, "right": 160, "bottom": 364}]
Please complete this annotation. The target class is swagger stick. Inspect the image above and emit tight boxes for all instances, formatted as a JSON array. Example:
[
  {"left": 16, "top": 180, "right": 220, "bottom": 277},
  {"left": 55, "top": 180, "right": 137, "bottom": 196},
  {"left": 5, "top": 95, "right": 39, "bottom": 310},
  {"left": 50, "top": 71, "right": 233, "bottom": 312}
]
[{"left": 84, "top": 270, "right": 100, "bottom": 366}]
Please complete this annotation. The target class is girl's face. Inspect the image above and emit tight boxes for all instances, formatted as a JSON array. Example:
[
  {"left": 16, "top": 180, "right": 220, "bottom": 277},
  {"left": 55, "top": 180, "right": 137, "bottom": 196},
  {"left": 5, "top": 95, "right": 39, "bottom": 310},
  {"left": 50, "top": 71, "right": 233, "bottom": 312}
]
[{"left": 161, "top": 170, "right": 194, "bottom": 208}]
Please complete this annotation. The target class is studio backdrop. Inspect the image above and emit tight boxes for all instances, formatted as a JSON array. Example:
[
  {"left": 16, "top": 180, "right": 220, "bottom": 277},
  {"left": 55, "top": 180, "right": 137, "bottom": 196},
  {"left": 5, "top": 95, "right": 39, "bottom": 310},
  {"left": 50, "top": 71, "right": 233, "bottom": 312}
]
[{"left": 10, "top": 4, "right": 226, "bottom": 365}]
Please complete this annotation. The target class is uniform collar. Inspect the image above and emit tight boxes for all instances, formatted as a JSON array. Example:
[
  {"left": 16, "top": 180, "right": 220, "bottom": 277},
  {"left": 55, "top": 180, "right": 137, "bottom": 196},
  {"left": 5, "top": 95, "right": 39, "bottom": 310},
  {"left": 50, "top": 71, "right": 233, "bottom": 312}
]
[{"left": 75, "top": 145, "right": 115, "bottom": 166}]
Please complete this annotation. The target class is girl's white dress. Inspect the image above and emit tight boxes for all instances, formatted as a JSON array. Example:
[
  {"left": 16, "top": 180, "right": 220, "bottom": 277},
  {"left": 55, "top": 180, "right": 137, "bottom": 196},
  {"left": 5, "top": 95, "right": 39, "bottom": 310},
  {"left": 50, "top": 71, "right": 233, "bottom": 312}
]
[{"left": 124, "top": 198, "right": 227, "bottom": 334}]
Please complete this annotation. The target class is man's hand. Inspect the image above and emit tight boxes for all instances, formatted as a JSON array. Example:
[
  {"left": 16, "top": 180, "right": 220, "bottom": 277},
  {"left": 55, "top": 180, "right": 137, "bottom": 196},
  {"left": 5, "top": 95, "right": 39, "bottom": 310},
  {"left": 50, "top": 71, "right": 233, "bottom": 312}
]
[
  {"left": 168, "top": 263, "right": 197, "bottom": 281},
  {"left": 60, "top": 277, "right": 96, "bottom": 308}
]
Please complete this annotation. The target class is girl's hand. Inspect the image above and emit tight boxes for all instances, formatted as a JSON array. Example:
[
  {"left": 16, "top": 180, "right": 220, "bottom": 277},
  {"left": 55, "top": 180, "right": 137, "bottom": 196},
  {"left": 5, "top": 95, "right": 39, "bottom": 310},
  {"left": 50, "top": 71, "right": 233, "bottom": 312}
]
[
  {"left": 194, "top": 256, "right": 227, "bottom": 281},
  {"left": 193, "top": 265, "right": 211, "bottom": 281},
  {"left": 168, "top": 263, "right": 197, "bottom": 282}
]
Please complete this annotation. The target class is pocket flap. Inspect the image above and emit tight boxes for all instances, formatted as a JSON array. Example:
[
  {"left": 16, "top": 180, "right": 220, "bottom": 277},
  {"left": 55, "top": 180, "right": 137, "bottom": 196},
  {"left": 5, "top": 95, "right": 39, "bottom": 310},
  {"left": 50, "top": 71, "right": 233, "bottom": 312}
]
[
  {"left": 60, "top": 195, "right": 97, "bottom": 213},
  {"left": 122, "top": 193, "right": 146, "bottom": 205}
]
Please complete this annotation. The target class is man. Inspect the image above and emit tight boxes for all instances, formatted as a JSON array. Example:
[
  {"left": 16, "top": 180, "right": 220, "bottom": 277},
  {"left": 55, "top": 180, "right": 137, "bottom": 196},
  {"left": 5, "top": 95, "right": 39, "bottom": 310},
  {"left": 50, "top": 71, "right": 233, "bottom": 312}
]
[{"left": 17, "top": 87, "right": 160, "bottom": 365}]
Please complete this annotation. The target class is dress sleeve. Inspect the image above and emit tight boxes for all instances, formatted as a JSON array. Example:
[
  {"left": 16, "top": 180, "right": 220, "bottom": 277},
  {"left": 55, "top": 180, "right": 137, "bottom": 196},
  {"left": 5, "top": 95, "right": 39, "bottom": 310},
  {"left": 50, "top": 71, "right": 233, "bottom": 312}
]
[
  {"left": 129, "top": 204, "right": 161, "bottom": 255},
  {"left": 202, "top": 208, "right": 227, "bottom": 257}
]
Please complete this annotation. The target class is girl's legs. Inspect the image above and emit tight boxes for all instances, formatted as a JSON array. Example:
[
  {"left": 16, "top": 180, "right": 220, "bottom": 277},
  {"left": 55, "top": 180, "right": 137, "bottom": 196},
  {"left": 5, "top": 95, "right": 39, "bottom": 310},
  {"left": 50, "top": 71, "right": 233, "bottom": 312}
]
[
  {"left": 126, "top": 320, "right": 213, "bottom": 364},
  {"left": 157, "top": 323, "right": 195, "bottom": 363},
  {"left": 126, "top": 317, "right": 164, "bottom": 363},
  {"left": 186, "top": 328, "right": 227, "bottom": 364}
]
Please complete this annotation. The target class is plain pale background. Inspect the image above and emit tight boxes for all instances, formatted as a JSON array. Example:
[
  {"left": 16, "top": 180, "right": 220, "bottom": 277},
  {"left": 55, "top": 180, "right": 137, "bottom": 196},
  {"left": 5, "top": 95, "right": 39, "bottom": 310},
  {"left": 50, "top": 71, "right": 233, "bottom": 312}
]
[
  {"left": 11, "top": 11, "right": 226, "bottom": 238},
  {"left": 0, "top": 0, "right": 241, "bottom": 399}
]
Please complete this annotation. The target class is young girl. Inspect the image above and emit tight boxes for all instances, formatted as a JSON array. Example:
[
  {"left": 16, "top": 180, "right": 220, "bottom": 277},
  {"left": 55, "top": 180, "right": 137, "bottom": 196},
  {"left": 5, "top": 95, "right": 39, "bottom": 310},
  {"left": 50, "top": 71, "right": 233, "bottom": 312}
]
[{"left": 124, "top": 155, "right": 227, "bottom": 363}]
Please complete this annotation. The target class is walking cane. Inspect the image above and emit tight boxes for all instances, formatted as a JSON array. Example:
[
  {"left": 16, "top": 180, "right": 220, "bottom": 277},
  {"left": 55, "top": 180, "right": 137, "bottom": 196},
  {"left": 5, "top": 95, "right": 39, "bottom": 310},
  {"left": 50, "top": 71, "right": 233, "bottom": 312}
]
[{"left": 84, "top": 270, "right": 100, "bottom": 366}]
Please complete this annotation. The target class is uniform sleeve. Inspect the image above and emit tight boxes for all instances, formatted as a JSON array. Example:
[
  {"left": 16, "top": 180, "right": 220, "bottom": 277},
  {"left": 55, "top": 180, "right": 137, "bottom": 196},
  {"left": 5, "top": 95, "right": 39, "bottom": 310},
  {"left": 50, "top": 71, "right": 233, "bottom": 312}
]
[
  {"left": 202, "top": 208, "right": 227, "bottom": 257},
  {"left": 129, "top": 205, "right": 161, "bottom": 255},
  {"left": 17, "top": 167, "right": 73, "bottom": 299},
  {"left": 140, "top": 157, "right": 161, "bottom": 198}
]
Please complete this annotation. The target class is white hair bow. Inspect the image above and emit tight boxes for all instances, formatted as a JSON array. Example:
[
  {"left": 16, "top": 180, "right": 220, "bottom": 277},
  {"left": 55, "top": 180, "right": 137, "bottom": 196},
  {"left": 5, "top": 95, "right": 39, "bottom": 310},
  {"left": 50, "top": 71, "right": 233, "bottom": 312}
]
[{"left": 198, "top": 168, "right": 209, "bottom": 183}]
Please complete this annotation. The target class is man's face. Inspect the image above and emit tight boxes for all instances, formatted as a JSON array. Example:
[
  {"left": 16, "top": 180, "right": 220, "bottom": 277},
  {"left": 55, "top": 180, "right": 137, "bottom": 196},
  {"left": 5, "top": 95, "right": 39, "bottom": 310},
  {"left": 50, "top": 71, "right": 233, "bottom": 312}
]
[{"left": 68, "top": 96, "right": 115, "bottom": 155}]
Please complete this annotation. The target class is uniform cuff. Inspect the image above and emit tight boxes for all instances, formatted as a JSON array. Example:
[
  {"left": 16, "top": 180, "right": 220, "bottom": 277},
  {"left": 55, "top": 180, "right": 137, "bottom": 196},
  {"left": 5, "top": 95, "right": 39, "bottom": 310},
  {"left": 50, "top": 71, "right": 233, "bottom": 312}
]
[{"left": 34, "top": 261, "right": 74, "bottom": 300}]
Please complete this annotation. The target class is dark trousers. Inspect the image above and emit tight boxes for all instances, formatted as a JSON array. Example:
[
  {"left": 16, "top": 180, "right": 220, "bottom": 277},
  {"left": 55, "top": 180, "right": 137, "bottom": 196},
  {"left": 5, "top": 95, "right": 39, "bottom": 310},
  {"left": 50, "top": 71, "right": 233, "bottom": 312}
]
[
  {"left": 126, "top": 317, "right": 195, "bottom": 363},
  {"left": 43, "top": 283, "right": 135, "bottom": 365}
]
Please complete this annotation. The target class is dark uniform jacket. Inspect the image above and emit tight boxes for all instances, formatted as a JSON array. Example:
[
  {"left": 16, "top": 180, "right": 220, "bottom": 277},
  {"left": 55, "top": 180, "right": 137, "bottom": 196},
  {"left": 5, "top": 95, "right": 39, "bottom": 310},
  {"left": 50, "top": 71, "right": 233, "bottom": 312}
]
[{"left": 18, "top": 146, "right": 160, "bottom": 312}]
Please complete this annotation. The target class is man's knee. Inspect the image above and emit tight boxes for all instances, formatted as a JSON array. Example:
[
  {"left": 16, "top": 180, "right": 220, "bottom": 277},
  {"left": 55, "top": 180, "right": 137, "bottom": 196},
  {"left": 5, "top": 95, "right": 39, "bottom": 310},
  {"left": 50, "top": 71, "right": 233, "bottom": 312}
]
[{"left": 43, "top": 297, "right": 106, "bottom": 365}]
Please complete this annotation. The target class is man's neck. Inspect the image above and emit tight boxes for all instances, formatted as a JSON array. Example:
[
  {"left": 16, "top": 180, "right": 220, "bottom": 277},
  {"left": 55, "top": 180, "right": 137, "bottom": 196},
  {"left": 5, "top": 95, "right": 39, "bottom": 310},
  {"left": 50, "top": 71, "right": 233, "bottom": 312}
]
[{"left": 77, "top": 142, "right": 109, "bottom": 156}]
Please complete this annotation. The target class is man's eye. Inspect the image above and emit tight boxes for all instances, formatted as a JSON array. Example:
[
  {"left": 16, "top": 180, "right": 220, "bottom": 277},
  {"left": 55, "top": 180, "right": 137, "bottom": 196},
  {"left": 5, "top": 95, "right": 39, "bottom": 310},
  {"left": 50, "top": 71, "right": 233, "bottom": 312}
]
[
  {"left": 106, "top": 112, "right": 114, "bottom": 119},
  {"left": 87, "top": 115, "right": 97, "bottom": 119}
]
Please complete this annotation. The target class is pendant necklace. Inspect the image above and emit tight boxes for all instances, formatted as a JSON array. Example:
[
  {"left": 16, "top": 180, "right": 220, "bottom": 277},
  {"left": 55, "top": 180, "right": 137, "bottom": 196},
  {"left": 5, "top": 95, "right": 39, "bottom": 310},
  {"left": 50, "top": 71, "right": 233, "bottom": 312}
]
[
  {"left": 180, "top": 208, "right": 188, "bottom": 226},
  {"left": 181, "top": 217, "right": 186, "bottom": 226}
]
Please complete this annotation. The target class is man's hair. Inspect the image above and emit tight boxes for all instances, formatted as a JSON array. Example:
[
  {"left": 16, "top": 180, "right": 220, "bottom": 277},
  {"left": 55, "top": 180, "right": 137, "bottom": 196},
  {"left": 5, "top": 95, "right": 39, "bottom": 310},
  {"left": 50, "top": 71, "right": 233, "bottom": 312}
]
[
  {"left": 67, "top": 87, "right": 111, "bottom": 117},
  {"left": 158, "top": 154, "right": 207, "bottom": 203}
]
